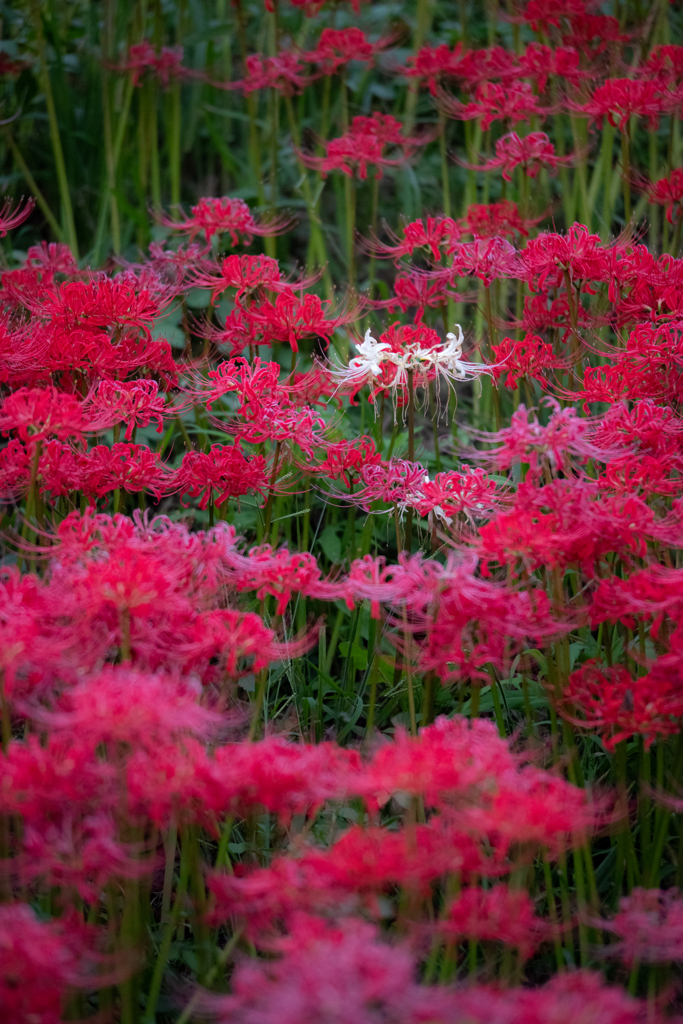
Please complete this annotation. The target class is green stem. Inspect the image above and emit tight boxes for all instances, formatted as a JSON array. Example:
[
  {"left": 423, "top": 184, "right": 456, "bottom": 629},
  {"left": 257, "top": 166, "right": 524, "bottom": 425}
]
[
  {"left": 143, "top": 827, "right": 191, "bottom": 1024},
  {"left": 28, "top": 0, "right": 79, "bottom": 256},
  {"left": 5, "top": 133, "right": 64, "bottom": 240}
]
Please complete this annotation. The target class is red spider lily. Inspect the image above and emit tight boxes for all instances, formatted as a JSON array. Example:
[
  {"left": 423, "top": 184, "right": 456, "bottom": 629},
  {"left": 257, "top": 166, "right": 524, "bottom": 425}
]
[
  {"left": 174, "top": 444, "right": 269, "bottom": 510},
  {"left": 374, "top": 270, "right": 463, "bottom": 321},
  {"left": 594, "top": 399, "right": 683, "bottom": 477},
  {"left": 640, "top": 44, "right": 683, "bottom": 87},
  {"left": 25, "top": 240, "right": 78, "bottom": 279},
  {"left": 561, "top": 13, "right": 627, "bottom": 53},
  {"left": 312, "top": 437, "right": 382, "bottom": 488},
  {"left": 203, "top": 917, "right": 434, "bottom": 1024},
  {"left": 462, "top": 201, "right": 540, "bottom": 239},
  {"left": 226, "top": 52, "right": 312, "bottom": 96},
  {"left": 288, "top": 365, "right": 340, "bottom": 408},
  {"left": 0, "top": 53, "right": 25, "bottom": 76},
  {"left": 403, "top": 43, "right": 523, "bottom": 93},
  {"left": 92, "top": 379, "right": 167, "bottom": 440},
  {"left": 439, "top": 81, "right": 549, "bottom": 132},
  {"left": 455, "top": 971, "right": 652, "bottom": 1024},
  {"left": 516, "top": 291, "right": 595, "bottom": 343},
  {"left": 401, "top": 42, "right": 465, "bottom": 95},
  {"left": 0, "top": 386, "right": 108, "bottom": 444},
  {"left": 575, "top": 320, "right": 683, "bottom": 407},
  {"left": 459, "top": 130, "right": 575, "bottom": 182},
  {"left": 244, "top": 289, "right": 358, "bottom": 353},
  {"left": 644, "top": 168, "right": 683, "bottom": 225},
  {"left": 194, "top": 736, "right": 362, "bottom": 823},
  {"left": 361, "top": 715, "right": 591, "bottom": 852},
  {"left": 302, "top": 28, "right": 392, "bottom": 73},
  {"left": 449, "top": 237, "right": 523, "bottom": 284},
  {"left": 78, "top": 443, "right": 170, "bottom": 501},
  {"left": 339, "top": 552, "right": 445, "bottom": 619},
  {"left": 521, "top": 222, "right": 610, "bottom": 291},
  {"left": 409, "top": 467, "right": 499, "bottom": 522},
  {"left": 198, "top": 307, "right": 260, "bottom": 358},
  {"left": 489, "top": 335, "right": 568, "bottom": 390},
  {"left": 574, "top": 78, "right": 675, "bottom": 132},
  {"left": 361, "top": 216, "right": 462, "bottom": 263},
  {"left": 522, "top": 0, "right": 592, "bottom": 33},
  {"left": 0, "top": 903, "right": 105, "bottom": 1024},
  {"left": 191, "top": 253, "right": 283, "bottom": 303},
  {"left": 18, "top": 810, "right": 151, "bottom": 903},
  {"left": 160, "top": 196, "right": 291, "bottom": 246},
  {"left": 117, "top": 39, "right": 196, "bottom": 88},
  {"left": 209, "top": 824, "right": 489, "bottom": 932},
  {"left": 589, "top": 565, "right": 683, "bottom": 639},
  {"left": 420, "top": 556, "right": 565, "bottom": 683},
  {"left": 352, "top": 458, "right": 426, "bottom": 511},
  {"left": 179, "top": 607, "right": 293, "bottom": 679},
  {"left": 225, "top": 544, "right": 327, "bottom": 615},
  {"left": 297, "top": 113, "right": 429, "bottom": 180},
  {"left": 518, "top": 42, "right": 585, "bottom": 93},
  {"left": 560, "top": 660, "right": 683, "bottom": 750},
  {"left": 601, "top": 888, "right": 683, "bottom": 966},
  {"left": 597, "top": 456, "right": 683, "bottom": 500},
  {"left": 233, "top": 395, "right": 327, "bottom": 454},
  {"left": 203, "top": 357, "right": 284, "bottom": 410},
  {"left": 0, "top": 567, "right": 48, "bottom": 697},
  {"left": 43, "top": 665, "right": 221, "bottom": 750},
  {"left": 476, "top": 477, "right": 666, "bottom": 577},
  {"left": 32, "top": 275, "right": 167, "bottom": 338},
  {"left": 442, "top": 885, "right": 546, "bottom": 959},
  {"left": 0, "top": 196, "right": 35, "bottom": 237}
]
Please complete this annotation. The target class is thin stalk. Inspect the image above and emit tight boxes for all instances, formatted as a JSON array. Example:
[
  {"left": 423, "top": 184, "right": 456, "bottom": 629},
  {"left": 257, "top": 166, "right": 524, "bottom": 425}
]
[
  {"left": 438, "top": 110, "right": 451, "bottom": 219},
  {"left": 621, "top": 124, "right": 632, "bottom": 223},
  {"left": 404, "top": 0, "right": 434, "bottom": 134},
  {"left": 261, "top": 441, "right": 282, "bottom": 539},
  {"left": 28, "top": 0, "right": 79, "bottom": 256},
  {"left": 404, "top": 369, "right": 416, "bottom": 551},
  {"left": 5, "top": 133, "right": 64, "bottom": 240},
  {"left": 143, "top": 827, "right": 191, "bottom": 1024}
]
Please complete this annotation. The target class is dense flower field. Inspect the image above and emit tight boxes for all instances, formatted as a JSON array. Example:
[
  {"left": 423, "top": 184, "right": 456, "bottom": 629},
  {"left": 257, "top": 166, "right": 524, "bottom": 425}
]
[{"left": 3, "top": 0, "right": 683, "bottom": 1020}]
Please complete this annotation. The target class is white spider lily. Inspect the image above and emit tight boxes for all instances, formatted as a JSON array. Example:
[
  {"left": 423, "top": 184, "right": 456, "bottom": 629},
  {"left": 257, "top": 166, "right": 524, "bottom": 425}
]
[
  {"left": 333, "top": 324, "right": 493, "bottom": 416},
  {"left": 347, "top": 329, "right": 392, "bottom": 378}
]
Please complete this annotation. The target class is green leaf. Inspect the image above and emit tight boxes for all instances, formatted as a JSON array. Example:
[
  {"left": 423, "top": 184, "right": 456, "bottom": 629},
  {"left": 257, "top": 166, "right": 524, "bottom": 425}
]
[{"left": 320, "top": 524, "right": 342, "bottom": 564}]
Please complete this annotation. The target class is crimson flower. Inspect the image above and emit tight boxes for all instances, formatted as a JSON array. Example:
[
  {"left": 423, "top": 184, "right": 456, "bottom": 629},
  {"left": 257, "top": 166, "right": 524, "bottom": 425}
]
[
  {"left": 439, "top": 81, "right": 549, "bottom": 131},
  {"left": 298, "top": 113, "right": 428, "bottom": 180},
  {"left": 362, "top": 216, "right": 461, "bottom": 262},
  {"left": 244, "top": 289, "right": 357, "bottom": 353},
  {"left": 644, "top": 168, "right": 683, "bottom": 224},
  {"left": 226, "top": 52, "right": 312, "bottom": 95},
  {"left": 442, "top": 885, "right": 546, "bottom": 960},
  {"left": 160, "top": 196, "right": 291, "bottom": 246},
  {"left": 560, "top": 660, "right": 683, "bottom": 750},
  {"left": 460, "top": 130, "right": 575, "bottom": 182},
  {"left": 78, "top": 443, "right": 170, "bottom": 501},
  {"left": 602, "top": 888, "right": 683, "bottom": 966},
  {"left": 92, "top": 379, "right": 167, "bottom": 441},
  {"left": 521, "top": 223, "right": 610, "bottom": 291},
  {"left": 575, "top": 78, "right": 675, "bottom": 131},
  {"left": 302, "top": 28, "right": 391, "bottom": 73},
  {"left": 489, "top": 335, "right": 567, "bottom": 390},
  {"left": 409, "top": 467, "right": 499, "bottom": 521},
  {"left": 175, "top": 444, "right": 269, "bottom": 510},
  {"left": 462, "top": 201, "right": 540, "bottom": 239},
  {"left": 0, "top": 196, "right": 35, "bottom": 237},
  {"left": 119, "top": 40, "right": 195, "bottom": 88}
]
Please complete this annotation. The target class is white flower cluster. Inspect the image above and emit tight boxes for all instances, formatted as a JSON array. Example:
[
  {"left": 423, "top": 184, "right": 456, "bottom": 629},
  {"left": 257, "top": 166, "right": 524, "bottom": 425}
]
[{"left": 340, "top": 326, "right": 491, "bottom": 399}]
